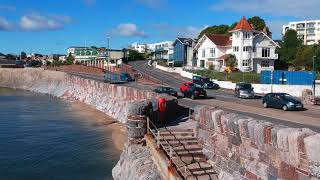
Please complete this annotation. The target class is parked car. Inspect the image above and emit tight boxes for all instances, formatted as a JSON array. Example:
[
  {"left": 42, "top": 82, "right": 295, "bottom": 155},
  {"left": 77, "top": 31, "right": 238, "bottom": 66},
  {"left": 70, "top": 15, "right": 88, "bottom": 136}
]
[
  {"left": 192, "top": 76, "right": 219, "bottom": 89},
  {"left": 180, "top": 82, "right": 207, "bottom": 99},
  {"left": 120, "top": 72, "right": 134, "bottom": 81},
  {"left": 104, "top": 72, "right": 124, "bottom": 84},
  {"left": 234, "top": 82, "right": 254, "bottom": 98},
  {"left": 262, "top": 93, "right": 304, "bottom": 111},
  {"left": 154, "top": 86, "right": 178, "bottom": 97}
]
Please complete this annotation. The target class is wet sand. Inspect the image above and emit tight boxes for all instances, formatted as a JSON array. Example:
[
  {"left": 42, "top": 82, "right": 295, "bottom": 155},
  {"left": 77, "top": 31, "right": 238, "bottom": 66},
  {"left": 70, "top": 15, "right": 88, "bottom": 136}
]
[{"left": 68, "top": 101, "right": 127, "bottom": 151}]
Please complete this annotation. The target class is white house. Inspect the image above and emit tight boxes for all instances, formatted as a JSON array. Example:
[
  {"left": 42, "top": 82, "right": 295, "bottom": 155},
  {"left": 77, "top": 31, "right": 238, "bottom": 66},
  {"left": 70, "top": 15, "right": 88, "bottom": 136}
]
[{"left": 194, "top": 17, "right": 280, "bottom": 73}]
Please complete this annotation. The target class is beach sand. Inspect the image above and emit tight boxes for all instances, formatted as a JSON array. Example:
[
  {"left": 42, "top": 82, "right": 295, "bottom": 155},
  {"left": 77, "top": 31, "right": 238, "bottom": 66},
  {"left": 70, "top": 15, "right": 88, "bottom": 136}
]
[{"left": 68, "top": 101, "right": 127, "bottom": 151}]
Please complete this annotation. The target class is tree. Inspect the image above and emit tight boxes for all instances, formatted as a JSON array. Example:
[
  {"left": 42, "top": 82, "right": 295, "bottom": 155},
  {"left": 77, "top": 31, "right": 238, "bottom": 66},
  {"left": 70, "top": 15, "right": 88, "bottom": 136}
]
[
  {"left": 65, "top": 53, "right": 74, "bottom": 65},
  {"left": 5, "top": 54, "right": 16, "bottom": 60},
  {"left": 20, "top": 51, "right": 27, "bottom": 60},
  {"left": 225, "top": 54, "right": 237, "bottom": 69},
  {"left": 293, "top": 45, "right": 314, "bottom": 70},
  {"left": 198, "top": 25, "right": 230, "bottom": 38},
  {"left": 247, "top": 16, "right": 266, "bottom": 31},
  {"left": 314, "top": 45, "right": 320, "bottom": 71},
  {"left": 276, "top": 29, "right": 302, "bottom": 69}
]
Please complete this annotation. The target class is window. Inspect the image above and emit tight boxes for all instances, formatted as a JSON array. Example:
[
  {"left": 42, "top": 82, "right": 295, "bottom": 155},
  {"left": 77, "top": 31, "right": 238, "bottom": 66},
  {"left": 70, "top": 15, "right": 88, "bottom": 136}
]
[
  {"left": 210, "top": 48, "right": 215, "bottom": 57},
  {"left": 262, "top": 48, "right": 270, "bottom": 57},
  {"left": 202, "top": 49, "right": 205, "bottom": 58},
  {"left": 243, "top": 46, "right": 251, "bottom": 52},
  {"left": 244, "top": 32, "right": 250, "bottom": 38},
  {"left": 233, "top": 46, "right": 239, "bottom": 52},
  {"left": 242, "top": 59, "right": 251, "bottom": 67},
  {"left": 261, "top": 61, "right": 270, "bottom": 68},
  {"left": 234, "top": 32, "right": 240, "bottom": 38}
]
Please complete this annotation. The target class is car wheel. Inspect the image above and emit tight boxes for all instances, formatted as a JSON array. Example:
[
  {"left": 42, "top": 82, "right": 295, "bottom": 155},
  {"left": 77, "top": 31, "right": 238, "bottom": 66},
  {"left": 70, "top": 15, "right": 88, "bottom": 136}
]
[
  {"left": 263, "top": 102, "right": 268, "bottom": 108},
  {"left": 282, "top": 105, "right": 288, "bottom": 111},
  {"left": 191, "top": 94, "right": 195, "bottom": 100}
]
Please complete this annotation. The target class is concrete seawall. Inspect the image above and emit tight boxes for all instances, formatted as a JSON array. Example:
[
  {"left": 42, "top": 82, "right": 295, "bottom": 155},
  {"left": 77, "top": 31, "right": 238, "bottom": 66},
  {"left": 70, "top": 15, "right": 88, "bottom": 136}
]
[
  {"left": 0, "top": 68, "right": 163, "bottom": 123},
  {"left": 194, "top": 106, "right": 320, "bottom": 180}
]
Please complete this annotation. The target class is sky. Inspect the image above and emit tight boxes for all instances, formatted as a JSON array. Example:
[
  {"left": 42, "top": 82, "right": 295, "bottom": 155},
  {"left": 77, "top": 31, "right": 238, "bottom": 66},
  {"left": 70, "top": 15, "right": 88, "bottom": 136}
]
[{"left": 0, "top": 0, "right": 320, "bottom": 55}]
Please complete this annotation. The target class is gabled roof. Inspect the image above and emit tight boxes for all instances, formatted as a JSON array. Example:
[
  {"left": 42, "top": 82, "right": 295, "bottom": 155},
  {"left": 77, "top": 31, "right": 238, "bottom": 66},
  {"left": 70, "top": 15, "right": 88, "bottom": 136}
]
[
  {"left": 231, "top": 16, "right": 253, "bottom": 32},
  {"left": 253, "top": 31, "right": 281, "bottom": 48},
  {"left": 205, "top": 34, "right": 232, "bottom": 47},
  {"left": 173, "top": 37, "right": 197, "bottom": 46}
]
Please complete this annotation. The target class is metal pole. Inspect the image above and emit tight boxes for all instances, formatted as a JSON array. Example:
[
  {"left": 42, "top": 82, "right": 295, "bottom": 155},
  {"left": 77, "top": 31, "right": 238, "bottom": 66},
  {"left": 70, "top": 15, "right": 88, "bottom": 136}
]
[
  {"left": 313, "top": 56, "right": 316, "bottom": 97},
  {"left": 107, "top": 35, "right": 110, "bottom": 72},
  {"left": 271, "top": 70, "right": 273, "bottom": 93}
]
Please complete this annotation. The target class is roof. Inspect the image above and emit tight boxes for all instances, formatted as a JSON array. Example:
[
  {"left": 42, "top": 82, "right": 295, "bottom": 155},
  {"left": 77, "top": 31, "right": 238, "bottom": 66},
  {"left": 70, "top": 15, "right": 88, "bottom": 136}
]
[
  {"left": 205, "top": 34, "right": 232, "bottom": 46},
  {"left": 173, "top": 38, "right": 197, "bottom": 46},
  {"left": 231, "top": 16, "right": 253, "bottom": 31},
  {"left": 216, "top": 54, "right": 231, "bottom": 60}
]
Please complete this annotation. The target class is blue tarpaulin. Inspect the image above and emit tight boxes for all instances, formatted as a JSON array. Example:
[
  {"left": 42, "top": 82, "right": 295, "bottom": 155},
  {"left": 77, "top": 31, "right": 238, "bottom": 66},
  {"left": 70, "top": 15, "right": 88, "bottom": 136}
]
[{"left": 260, "top": 70, "right": 316, "bottom": 85}]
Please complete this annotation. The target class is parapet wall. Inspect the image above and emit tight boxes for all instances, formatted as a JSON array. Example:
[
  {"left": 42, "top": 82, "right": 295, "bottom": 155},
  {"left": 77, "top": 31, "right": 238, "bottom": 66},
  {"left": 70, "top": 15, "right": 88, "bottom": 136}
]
[
  {"left": 194, "top": 106, "right": 320, "bottom": 180},
  {"left": 0, "top": 68, "right": 163, "bottom": 123}
]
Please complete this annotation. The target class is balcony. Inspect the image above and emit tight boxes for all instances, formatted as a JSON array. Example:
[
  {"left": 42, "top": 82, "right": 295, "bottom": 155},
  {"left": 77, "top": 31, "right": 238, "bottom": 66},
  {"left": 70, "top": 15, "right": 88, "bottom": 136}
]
[{"left": 253, "top": 52, "right": 278, "bottom": 59}]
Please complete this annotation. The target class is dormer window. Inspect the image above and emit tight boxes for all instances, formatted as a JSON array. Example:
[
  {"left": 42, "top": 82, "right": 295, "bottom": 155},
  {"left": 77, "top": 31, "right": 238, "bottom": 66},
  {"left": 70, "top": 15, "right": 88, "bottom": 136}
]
[{"left": 244, "top": 32, "right": 250, "bottom": 39}]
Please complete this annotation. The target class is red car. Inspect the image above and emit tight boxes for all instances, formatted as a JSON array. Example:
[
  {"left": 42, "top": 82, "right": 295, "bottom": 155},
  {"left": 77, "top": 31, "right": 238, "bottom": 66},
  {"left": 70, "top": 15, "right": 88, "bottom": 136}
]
[{"left": 180, "top": 82, "right": 207, "bottom": 99}]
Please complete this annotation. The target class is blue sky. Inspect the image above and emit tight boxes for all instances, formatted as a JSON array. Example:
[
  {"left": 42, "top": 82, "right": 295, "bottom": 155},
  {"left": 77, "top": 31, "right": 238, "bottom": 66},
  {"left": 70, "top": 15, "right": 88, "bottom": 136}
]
[{"left": 0, "top": 0, "right": 319, "bottom": 55}]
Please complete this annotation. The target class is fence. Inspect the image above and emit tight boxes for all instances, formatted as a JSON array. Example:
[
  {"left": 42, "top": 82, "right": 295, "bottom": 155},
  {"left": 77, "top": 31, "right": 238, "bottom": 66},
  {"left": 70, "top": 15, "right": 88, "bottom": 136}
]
[{"left": 261, "top": 70, "right": 316, "bottom": 85}]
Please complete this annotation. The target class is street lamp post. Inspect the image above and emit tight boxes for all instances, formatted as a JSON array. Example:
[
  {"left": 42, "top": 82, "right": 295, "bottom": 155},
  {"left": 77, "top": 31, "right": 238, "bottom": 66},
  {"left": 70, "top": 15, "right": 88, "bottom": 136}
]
[
  {"left": 107, "top": 35, "right": 110, "bottom": 72},
  {"left": 312, "top": 56, "right": 316, "bottom": 97}
]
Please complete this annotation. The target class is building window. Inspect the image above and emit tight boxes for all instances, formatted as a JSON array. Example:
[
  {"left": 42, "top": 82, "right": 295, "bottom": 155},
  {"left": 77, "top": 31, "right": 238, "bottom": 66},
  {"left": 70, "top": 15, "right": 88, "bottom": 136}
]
[
  {"left": 262, "top": 48, "right": 270, "bottom": 57},
  {"left": 234, "top": 32, "right": 240, "bottom": 38},
  {"left": 233, "top": 46, "right": 239, "bottom": 52},
  {"left": 242, "top": 59, "right": 251, "bottom": 67},
  {"left": 202, "top": 49, "right": 205, "bottom": 58},
  {"left": 243, "top": 46, "right": 251, "bottom": 52},
  {"left": 261, "top": 61, "right": 270, "bottom": 68},
  {"left": 210, "top": 48, "right": 215, "bottom": 57},
  {"left": 244, "top": 32, "right": 250, "bottom": 39}
]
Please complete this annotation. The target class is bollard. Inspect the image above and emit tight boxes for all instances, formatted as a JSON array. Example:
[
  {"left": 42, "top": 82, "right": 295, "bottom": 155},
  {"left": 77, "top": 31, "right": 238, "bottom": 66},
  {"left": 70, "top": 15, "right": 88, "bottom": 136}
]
[{"left": 127, "top": 115, "right": 147, "bottom": 142}]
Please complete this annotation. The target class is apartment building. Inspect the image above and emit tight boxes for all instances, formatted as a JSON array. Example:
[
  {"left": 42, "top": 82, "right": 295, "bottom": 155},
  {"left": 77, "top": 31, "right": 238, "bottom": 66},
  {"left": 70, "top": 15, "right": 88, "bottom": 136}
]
[
  {"left": 283, "top": 20, "right": 320, "bottom": 45},
  {"left": 172, "top": 38, "right": 197, "bottom": 67},
  {"left": 129, "top": 42, "right": 148, "bottom": 53},
  {"left": 153, "top": 41, "right": 174, "bottom": 60}
]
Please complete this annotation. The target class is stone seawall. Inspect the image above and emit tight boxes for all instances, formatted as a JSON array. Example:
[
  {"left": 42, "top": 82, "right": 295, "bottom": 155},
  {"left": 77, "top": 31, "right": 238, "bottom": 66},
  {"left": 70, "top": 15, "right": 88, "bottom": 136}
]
[
  {"left": 0, "top": 68, "right": 162, "bottom": 123},
  {"left": 194, "top": 106, "right": 320, "bottom": 180}
]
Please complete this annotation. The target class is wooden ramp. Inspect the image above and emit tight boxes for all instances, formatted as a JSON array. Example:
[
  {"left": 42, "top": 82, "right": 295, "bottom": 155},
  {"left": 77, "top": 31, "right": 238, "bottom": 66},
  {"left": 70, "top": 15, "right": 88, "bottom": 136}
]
[{"left": 155, "top": 128, "right": 218, "bottom": 180}]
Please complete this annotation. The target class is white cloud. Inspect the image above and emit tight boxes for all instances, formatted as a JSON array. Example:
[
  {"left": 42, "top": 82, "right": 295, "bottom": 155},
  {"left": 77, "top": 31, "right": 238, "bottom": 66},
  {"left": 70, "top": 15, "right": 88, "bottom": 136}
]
[
  {"left": 135, "top": 0, "right": 167, "bottom": 9},
  {"left": 153, "top": 23, "right": 206, "bottom": 38},
  {"left": 210, "top": 0, "right": 320, "bottom": 19},
  {"left": 19, "top": 14, "right": 72, "bottom": 31},
  {"left": 0, "top": 5, "right": 16, "bottom": 11},
  {"left": 111, "top": 23, "right": 147, "bottom": 38},
  {"left": 0, "top": 17, "right": 12, "bottom": 31},
  {"left": 84, "top": 0, "right": 96, "bottom": 6}
]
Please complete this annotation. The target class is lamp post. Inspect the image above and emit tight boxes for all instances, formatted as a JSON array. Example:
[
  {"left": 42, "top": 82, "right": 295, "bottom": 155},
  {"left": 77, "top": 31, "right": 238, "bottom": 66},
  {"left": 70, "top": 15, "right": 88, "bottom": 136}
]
[
  {"left": 312, "top": 56, "right": 316, "bottom": 97},
  {"left": 106, "top": 35, "right": 111, "bottom": 72}
]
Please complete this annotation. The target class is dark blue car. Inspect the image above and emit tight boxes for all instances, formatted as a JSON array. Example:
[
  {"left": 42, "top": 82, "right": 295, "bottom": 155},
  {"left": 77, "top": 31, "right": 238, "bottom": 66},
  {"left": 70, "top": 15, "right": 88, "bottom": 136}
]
[
  {"left": 262, "top": 93, "right": 304, "bottom": 111},
  {"left": 120, "top": 72, "right": 134, "bottom": 81}
]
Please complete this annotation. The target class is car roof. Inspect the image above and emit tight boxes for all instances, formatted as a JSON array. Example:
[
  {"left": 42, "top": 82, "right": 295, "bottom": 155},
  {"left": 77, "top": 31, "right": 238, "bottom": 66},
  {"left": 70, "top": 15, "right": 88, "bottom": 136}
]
[{"left": 267, "top": 93, "right": 289, "bottom": 95}]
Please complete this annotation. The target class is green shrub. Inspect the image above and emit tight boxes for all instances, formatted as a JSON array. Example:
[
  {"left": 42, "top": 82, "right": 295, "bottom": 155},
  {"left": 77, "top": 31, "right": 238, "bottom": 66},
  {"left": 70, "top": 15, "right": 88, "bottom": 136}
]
[{"left": 189, "top": 70, "right": 261, "bottom": 83}]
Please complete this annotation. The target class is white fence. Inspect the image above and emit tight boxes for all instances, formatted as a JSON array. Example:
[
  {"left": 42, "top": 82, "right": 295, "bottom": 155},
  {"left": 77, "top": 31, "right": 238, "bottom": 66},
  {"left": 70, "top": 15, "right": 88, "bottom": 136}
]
[{"left": 155, "top": 63, "right": 320, "bottom": 97}]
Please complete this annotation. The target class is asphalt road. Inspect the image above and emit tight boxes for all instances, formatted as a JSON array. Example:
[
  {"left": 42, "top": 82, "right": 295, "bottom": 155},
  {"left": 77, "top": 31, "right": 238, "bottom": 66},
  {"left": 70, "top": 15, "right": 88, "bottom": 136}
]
[{"left": 128, "top": 60, "right": 320, "bottom": 132}]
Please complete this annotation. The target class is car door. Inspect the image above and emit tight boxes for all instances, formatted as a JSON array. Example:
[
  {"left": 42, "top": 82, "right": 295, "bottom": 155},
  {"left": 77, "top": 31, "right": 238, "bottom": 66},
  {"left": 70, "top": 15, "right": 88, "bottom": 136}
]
[
  {"left": 268, "top": 94, "right": 277, "bottom": 107},
  {"left": 273, "top": 95, "right": 283, "bottom": 108}
]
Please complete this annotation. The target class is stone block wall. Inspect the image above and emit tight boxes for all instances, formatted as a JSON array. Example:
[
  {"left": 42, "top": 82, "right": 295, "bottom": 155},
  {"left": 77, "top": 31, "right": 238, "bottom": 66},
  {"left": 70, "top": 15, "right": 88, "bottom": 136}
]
[
  {"left": 194, "top": 106, "right": 320, "bottom": 180},
  {"left": 0, "top": 68, "right": 165, "bottom": 123}
]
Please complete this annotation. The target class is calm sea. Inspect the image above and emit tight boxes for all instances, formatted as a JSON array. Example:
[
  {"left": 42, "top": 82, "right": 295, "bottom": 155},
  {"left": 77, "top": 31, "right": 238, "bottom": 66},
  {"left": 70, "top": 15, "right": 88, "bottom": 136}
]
[{"left": 0, "top": 88, "right": 120, "bottom": 180}]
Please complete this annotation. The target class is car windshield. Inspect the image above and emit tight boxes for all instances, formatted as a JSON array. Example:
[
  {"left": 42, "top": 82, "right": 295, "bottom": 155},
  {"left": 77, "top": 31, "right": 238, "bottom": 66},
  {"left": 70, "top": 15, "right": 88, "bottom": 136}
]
[
  {"left": 122, "top": 73, "right": 130, "bottom": 77},
  {"left": 239, "top": 84, "right": 252, "bottom": 90},
  {"left": 163, "top": 87, "right": 173, "bottom": 91},
  {"left": 203, "top": 78, "right": 211, "bottom": 83}
]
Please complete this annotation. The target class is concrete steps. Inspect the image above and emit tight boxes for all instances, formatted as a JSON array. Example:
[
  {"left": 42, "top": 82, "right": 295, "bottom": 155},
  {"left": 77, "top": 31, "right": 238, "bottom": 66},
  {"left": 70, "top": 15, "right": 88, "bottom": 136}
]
[{"left": 156, "top": 128, "right": 218, "bottom": 179}]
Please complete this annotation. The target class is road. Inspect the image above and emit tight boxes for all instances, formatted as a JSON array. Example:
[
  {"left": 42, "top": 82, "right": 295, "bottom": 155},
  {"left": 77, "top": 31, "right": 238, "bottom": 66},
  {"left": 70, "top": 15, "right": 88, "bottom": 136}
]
[{"left": 128, "top": 60, "right": 320, "bottom": 132}]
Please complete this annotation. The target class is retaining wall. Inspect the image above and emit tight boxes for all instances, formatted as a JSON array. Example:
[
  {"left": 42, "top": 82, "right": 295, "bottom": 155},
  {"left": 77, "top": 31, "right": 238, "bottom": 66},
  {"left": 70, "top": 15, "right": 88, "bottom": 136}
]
[
  {"left": 155, "top": 63, "right": 320, "bottom": 97},
  {"left": 194, "top": 106, "right": 320, "bottom": 180},
  {"left": 0, "top": 68, "right": 164, "bottom": 123}
]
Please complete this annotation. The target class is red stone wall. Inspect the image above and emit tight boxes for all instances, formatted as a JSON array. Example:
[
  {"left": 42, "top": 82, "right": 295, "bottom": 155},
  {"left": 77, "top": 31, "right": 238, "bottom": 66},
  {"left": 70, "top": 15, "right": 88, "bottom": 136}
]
[{"left": 194, "top": 106, "right": 320, "bottom": 180}]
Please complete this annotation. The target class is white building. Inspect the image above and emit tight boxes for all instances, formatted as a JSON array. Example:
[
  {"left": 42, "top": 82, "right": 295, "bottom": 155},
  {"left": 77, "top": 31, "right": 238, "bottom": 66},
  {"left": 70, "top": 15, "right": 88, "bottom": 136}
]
[
  {"left": 152, "top": 41, "right": 174, "bottom": 60},
  {"left": 194, "top": 17, "right": 279, "bottom": 73},
  {"left": 283, "top": 20, "right": 320, "bottom": 45},
  {"left": 129, "top": 42, "right": 148, "bottom": 53}
]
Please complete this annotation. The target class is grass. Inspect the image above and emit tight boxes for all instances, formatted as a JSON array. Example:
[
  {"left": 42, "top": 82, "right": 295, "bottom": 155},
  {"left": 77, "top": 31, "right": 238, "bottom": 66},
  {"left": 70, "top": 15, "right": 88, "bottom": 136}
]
[
  {"left": 189, "top": 70, "right": 261, "bottom": 83},
  {"left": 317, "top": 73, "right": 320, "bottom": 80}
]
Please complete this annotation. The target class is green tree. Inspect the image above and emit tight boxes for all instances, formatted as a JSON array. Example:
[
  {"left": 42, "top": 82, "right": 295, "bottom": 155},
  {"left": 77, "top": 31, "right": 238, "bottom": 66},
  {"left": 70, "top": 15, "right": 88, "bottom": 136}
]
[
  {"left": 198, "top": 25, "right": 230, "bottom": 38},
  {"left": 20, "top": 51, "right": 27, "bottom": 60},
  {"left": 65, "top": 53, "right": 74, "bottom": 65},
  {"left": 5, "top": 54, "right": 16, "bottom": 60},
  {"left": 314, "top": 45, "right": 320, "bottom": 71},
  {"left": 293, "top": 45, "right": 314, "bottom": 70},
  {"left": 247, "top": 16, "right": 266, "bottom": 31},
  {"left": 276, "top": 29, "right": 302, "bottom": 69},
  {"left": 225, "top": 54, "right": 237, "bottom": 69}
]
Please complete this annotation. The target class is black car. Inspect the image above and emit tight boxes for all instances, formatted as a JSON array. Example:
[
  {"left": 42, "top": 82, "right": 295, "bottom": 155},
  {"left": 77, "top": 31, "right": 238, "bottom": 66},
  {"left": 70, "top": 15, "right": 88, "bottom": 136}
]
[
  {"left": 262, "top": 93, "right": 304, "bottom": 111},
  {"left": 180, "top": 83, "right": 207, "bottom": 100},
  {"left": 193, "top": 76, "right": 219, "bottom": 89},
  {"left": 234, "top": 82, "right": 254, "bottom": 98},
  {"left": 154, "top": 86, "right": 178, "bottom": 97}
]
